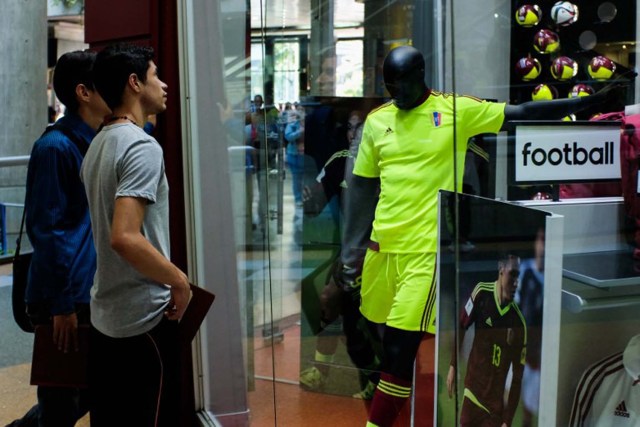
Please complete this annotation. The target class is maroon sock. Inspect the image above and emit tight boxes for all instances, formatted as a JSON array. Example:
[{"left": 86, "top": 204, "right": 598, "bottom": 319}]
[{"left": 368, "top": 372, "right": 412, "bottom": 427}]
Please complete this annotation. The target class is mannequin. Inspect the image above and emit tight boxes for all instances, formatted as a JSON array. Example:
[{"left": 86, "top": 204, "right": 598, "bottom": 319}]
[
  {"left": 383, "top": 45, "right": 615, "bottom": 117},
  {"left": 340, "top": 45, "right": 620, "bottom": 427}
]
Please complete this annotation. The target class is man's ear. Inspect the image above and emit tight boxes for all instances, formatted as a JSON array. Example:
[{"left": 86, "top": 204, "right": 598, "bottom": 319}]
[
  {"left": 75, "top": 84, "right": 91, "bottom": 104},
  {"left": 128, "top": 73, "right": 142, "bottom": 93}
]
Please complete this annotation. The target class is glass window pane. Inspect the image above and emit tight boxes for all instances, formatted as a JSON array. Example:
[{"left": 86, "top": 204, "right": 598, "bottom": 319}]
[
  {"left": 274, "top": 41, "right": 300, "bottom": 104},
  {"left": 181, "top": 0, "right": 640, "bottom": 426}
]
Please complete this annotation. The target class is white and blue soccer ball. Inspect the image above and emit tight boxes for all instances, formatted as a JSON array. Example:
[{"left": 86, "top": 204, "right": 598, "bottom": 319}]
[{"left": 551, "top": 1, "right": 579, "bottom": 26}]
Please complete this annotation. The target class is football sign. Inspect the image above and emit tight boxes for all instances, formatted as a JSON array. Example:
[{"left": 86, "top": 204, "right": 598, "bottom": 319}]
[{"left": 510, "top": 122, "right": 621, "bottom": 184}]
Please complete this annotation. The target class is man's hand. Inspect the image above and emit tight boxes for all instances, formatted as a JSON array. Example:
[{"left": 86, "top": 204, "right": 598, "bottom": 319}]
[
  {"left": 165, "top": 273, "right": 191, "bottom": 321},
  {"left": 446, "top": 365, "right": 456, "bottom": 398},
  {"left": 52, "top": 312, "right": 79, "bottom": 353}
]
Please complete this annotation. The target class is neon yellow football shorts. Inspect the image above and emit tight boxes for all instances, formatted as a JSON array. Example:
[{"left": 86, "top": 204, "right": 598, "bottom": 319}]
[{"left": 360, "top": 249, "right": 437, "bottom": 334}]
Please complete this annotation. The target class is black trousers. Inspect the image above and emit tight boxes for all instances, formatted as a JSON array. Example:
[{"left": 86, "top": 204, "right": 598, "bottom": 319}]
[{"left": 89, "top": 317, "right": 180, "bottom": 427}]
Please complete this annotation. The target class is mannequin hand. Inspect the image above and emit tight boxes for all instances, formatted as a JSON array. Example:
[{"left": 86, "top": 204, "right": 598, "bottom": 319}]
[
  {"left": 334, "top": 263, "right": 361, "bottom": 291},
  {"left": 591, "top": 80, "right": 629, "bottom": 105}
]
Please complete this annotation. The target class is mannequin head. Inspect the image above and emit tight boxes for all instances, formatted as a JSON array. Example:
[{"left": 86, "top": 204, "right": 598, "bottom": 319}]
[{"left": 383, "top": 46, "right": 428, "bottom": 110}]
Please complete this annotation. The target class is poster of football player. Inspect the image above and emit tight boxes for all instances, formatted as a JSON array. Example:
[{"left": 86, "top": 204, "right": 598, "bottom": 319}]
[{"left": 436, "top": 191, "right": 563, "bottom": 427}]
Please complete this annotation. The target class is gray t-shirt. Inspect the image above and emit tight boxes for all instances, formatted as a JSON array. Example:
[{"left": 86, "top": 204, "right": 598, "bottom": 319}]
[{"left": 81, "top": 123, "right": 171, "bottom": 338}]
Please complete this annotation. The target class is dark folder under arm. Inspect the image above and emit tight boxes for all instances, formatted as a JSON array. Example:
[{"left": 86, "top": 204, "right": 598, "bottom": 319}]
[
  {"left": 179, "top": 283, "right": 215, "bottom": 345},
  {"left": 30, "top": 324, "right": 89, "bottom": 388}
]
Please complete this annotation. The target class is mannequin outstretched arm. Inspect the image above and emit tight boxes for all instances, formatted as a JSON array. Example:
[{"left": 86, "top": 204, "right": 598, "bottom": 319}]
[{"left": 502, "top": 82, "right": 623, "bottom": 128}]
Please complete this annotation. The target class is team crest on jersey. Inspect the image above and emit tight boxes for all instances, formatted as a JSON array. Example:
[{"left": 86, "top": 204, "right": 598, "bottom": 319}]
[{"left": 432, "top": 112, "right": 442, "bottom": 127}]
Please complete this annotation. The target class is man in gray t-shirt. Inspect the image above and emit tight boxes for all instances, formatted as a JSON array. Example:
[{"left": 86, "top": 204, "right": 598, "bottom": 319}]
[
  {"left": 82, "top": 123, "right": 172, "bottom": 337},
  {"left": 81, "top": 43, "right": 190, "bottom": 427}
]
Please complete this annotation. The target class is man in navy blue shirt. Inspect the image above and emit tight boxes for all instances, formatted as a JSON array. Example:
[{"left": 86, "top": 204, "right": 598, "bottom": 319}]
[{"left": 7, "top": 50, "right": 110, "bottom": 427}]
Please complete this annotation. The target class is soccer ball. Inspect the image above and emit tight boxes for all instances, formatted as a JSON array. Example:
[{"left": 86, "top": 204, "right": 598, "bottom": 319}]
[
  {"left": 562, "top": 114, "right": 577, "bottom": 121},
  {"left": 588, "top": 56, "right": 616, "bottom": 80},
  {"left": 551, "top": 1, "right": 579, "bottom": 26},
  {"left": 515, "top": 4, "right": 542, "bottom": 27},
  {"left": 569, "top": 83, "right": 594, "bottom": 98},
  {"left": 550, "top": 56, "right": 578, "bottom": 81},
  {"left": 532, "top": 83, "right": 558, "bottom": 101},
  {"left": 515, "top": 57, "right": 542, "bottom": 81},
  {"left": 533, "top": 29, "right": 560, "bottom": 54}
]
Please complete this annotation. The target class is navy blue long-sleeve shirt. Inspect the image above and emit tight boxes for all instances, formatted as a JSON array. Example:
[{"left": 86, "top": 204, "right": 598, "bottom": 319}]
[{"left": 24, "top": 113, "right": 96, "bottom": 315}]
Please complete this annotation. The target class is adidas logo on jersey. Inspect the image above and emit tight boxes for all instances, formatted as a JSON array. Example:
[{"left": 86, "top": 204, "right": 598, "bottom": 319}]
[
  {"left": 614, "top": 401, "right": 630, "bottom": 418},
  {"left": 384, "top": 127, "right": 393, "bottom": 136},
  {"left": 485, "top": 318, "right": 493, "bottom": 327}
]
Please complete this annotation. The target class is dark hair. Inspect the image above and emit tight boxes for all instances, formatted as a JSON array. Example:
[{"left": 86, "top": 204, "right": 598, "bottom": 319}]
[
  {"left": 498, "top": 253, "right": 520, "bottom": 269},
  {"left": 52, "top": 50, "right": 97, "bottom": 114},
  {"left": 93, "top": 43, "right": 155, "bottom": 110}
]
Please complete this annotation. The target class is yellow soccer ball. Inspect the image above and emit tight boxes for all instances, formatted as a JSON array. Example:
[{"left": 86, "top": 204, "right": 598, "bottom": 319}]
[
  {"left": 533, "top": 29, "right": 560, "bottom": 54},
  {"left": 550, "top": 56, "right": 578, "bottom": 81},
  {"left": 532, "top": 83, "right": 558, "bottom": 101},
  {"left": 588, "top": 56, "right": 616, "bottom": 80},
  {"left": 568, "top": 84, "right": 594, "bottom": 98},
  {"left": 515, "top": 4, "right": 542, "bottom": 27},
  {"left": 515, "top": 57, "right": 542, "bottom": 81}
]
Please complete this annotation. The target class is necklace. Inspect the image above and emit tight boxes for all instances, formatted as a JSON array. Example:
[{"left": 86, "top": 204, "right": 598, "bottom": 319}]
[{"left": 106, "top": 115, "right": 138, "bottom": 126}]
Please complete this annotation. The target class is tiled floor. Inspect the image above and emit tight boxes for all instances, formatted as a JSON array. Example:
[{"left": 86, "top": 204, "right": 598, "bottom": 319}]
[
  {"left": 249, "top": 323, "right": 371, "bottom": 426},
  {"left": 0, "top": 263, "right": 90, "bottom": 426},
  {"left": 248, "top": 321, "right": 435, "bottom": 427},
  {"left": 0, "top": 262, "right": 33, "bottom": 425}
]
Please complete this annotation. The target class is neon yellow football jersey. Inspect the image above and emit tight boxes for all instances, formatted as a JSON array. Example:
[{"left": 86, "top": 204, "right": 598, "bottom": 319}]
[{"left": 354, "top": 91, "right": 505, "bottom": 253}]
